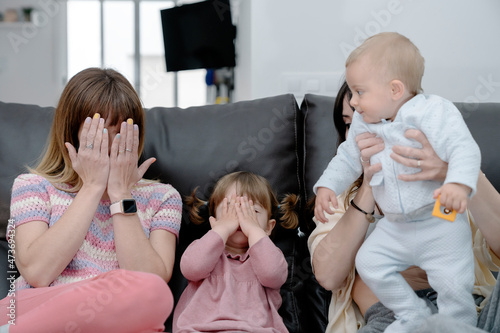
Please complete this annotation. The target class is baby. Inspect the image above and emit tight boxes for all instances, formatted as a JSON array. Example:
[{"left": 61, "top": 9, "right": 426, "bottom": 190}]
[{"left": 314, "top": 32, "right": 481, "bottom": 332}]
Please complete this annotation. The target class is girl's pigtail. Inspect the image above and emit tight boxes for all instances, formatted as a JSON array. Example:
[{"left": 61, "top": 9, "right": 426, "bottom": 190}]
[
  {"left": 279, "top": 193, "right": 300, "bottom": 230},
  {"left": 184, "top": 187, "right": 208, "bottom": 225}
]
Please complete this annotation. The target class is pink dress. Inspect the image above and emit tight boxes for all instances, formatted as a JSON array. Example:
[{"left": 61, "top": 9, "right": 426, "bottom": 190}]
[{"left": 173, "top": 230, "right": 289, "bottom": 333}]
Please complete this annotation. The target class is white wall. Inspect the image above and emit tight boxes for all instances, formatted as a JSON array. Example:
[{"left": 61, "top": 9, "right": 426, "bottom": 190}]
[
  {"left": 0, "top": 0, "right": 67, "bottom": 107},
  {"left": 1, "top": 0, "right": 499, "bottom": 107},
  {"left": 234, "top": 0, "right": 500, "bottom": 104}
]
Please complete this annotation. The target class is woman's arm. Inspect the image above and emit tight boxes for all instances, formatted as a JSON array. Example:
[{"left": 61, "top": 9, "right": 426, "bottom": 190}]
[
  {"left": 112, "top": 212, "right": 176, "bottom": 282},
  {"left": 469, "top": 173, "right": 500, "bottom": 258},
  {"left": 14, "top": 185, "right": 105, "bottom": 287},
  {"left": 108, "top": 120, "right": 176, "bottom": 282},
  {"left": 311, "top": 183, "right": 375, "bottom": 291},
  {"left": 311, "top": 133, "right": 383, "bottom": 291}
]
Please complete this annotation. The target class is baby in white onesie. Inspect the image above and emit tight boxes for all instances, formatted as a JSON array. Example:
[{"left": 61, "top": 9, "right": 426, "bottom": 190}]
[{"left": 314, "top": 32, "right": 481, "bottom": 333}]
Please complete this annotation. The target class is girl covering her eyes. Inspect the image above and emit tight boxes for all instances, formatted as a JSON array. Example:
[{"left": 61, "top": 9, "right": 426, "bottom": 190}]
[{"left": 173, "top": 171, "right": 300, "bottom": 333}]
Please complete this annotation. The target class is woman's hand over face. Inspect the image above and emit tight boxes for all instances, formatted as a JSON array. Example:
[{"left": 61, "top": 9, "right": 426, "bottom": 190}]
[
  {"left": 65, "top": 114, "right": 110, "bottom": 191},
  {"left": 107, "top": 119, "right": 155, "bottom": 201}
]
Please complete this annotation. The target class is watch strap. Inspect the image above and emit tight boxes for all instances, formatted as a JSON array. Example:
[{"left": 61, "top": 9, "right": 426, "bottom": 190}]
[{"left": 110, "top": 201, "right": 123, "bottom": 216}]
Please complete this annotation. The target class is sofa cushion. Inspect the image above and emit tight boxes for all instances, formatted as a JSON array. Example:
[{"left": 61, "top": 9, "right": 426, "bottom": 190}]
[
  {"left": 300, "top": 94, "right": 338, "bottom": 204},
  {"left": 143, "top": 94, "right": 302, "bottom": 204},
  {"left": 0, "top": 102, "right": 54, "bottom": 239}
]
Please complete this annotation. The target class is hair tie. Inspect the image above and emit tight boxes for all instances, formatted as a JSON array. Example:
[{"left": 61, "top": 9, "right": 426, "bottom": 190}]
[{"left": 278, "top": 204, "right": 281, "bottom": 209}]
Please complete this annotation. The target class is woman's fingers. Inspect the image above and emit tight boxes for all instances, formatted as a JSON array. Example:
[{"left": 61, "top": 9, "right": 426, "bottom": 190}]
[
  {"left": 71, "top": 114, "right": 110, "bottom": 188},
  {"left": 118, "top": 121, "right": 127, "bottom": 155},
  {"left": 94, "top": 117, "right": 105, "bottom": 154},
  {"left": 125, "top": 118, "right": 134, "bottom": 155},
  {"left": 115, "top": 118, "right": 136, "bottom": 159},
  {"left": 79, "top": 117, "right": 91, "bottom": 151},
  {"left": 392, "top": 129, "right": 448, "bottom": 182},
  {"left": 356, "top": 132, "right": 384, "bottom": 162},
  {"left": 65, "top": 142, "right": 77, "bottom": 163},
  {"left": 390, "top": 148, "right": 418, "bottom": 167},
  {"left": 137, "top": 157, "right": 156, "bottom": 180},
  {"left": 85, "top": 113, "right": 101, "bottom": 150},
  {"left": 404, "top": 129, "right": 432, "bottom": 149}
]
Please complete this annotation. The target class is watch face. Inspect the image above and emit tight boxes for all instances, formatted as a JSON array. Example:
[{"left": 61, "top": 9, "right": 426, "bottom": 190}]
[{"left": 122, "top": 199, "right": 137, "bottom": 214}]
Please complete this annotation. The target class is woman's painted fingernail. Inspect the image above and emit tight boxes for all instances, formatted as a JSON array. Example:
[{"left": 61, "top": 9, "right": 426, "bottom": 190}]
[
  {"left": 94, "top": 113, "right": 100, "bottom": 119},
  {"left": 99, "top": 118, "right": 104, "bottom": 124},
  {"left": 127, "top": 118, "right": 133, "bottom": 125},
  {"left": 134, "top": 124, "right": 138, "bottom": 131},
  {"left": 85, "top": 117, "right": 91, "bottom": 124},
  {"left": 103, "top": 128, "right": 108, "bottom": 133},
  {"left": 116, "top": 133, "right": 120, "bottom": 139}
]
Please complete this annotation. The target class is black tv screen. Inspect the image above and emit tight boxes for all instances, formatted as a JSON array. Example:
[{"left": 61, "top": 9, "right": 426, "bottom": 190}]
[{"left": 161, "top": 0, "right": 236, "bottom": 72}]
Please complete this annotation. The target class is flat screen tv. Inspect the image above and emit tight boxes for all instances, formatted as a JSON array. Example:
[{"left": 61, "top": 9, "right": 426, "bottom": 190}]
[{"left": 161, "top": 0, "right": 236, "bottom": 72}]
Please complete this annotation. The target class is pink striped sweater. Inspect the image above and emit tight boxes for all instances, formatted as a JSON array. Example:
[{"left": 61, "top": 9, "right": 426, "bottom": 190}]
[{"left": 9, "top": 173, "right": 182, "bottom": 290}]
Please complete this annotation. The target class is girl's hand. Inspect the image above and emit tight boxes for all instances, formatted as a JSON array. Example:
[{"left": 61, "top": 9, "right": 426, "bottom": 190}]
[
  {"left": 107, "top": 119, "right": 155, "bottom": 201},
  {"left": 356, "top": 132, "right": 383, "bottom": 184},
  {"left": 209, "top": 196, "right": 240, "bottom": 242},
  {"left": 391, "top": 129, "right": 448, "bottom": 182},
  {"left": 65, "top": 114, "right": 109, "bottom": 192},
  {"left": 236, "top": 196, "right": 269, "bottom": 246},
  {"left": 236, "top": 197, "right": 265, "bottom": 235}
]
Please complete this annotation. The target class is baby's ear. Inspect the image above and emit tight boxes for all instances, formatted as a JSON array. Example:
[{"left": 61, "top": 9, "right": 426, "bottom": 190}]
[
  {"left": 390, "top": 79, "right": 406, "bottom": 100},
  {"left": 266, "top": 219, "right": 276, "bottom": 235}
]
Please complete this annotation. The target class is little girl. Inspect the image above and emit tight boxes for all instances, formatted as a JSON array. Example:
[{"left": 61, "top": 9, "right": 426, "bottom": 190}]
[{"left": 172, "top": 171, "right": 299, "bottom": 333}]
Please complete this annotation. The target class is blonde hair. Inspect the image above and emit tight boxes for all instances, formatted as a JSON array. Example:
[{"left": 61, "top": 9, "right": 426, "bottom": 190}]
[
  {"left": 32, "top": 67, "right": 145, "bottom": 192},
  {"left": 186, "top": 171, "right": 299, "bottom": 230},
  {"left": 346, "top": 32, "right": 425, "bottom": 95}
]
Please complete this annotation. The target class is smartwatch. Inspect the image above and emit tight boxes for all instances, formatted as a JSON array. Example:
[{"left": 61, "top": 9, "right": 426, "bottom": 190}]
[{"left": 110, "top": 199, "right": 137, "bottom": 216}]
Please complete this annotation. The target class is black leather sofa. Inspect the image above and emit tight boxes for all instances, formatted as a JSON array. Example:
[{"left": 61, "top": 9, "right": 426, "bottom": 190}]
[{"left": 1, "top": 94, "right": 499, "bottom": 332}]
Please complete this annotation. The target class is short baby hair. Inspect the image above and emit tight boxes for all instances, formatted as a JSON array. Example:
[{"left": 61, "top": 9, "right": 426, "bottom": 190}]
[{"left": 346, "top": 32, "right": 425, "bottom": 95}]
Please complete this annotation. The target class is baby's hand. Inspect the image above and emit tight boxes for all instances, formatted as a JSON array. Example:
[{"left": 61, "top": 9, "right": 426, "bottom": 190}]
[
  {"left": 315, "top": 187, "right": 338, "bottom": 223},
  {"left": 209, "top": 196, "right": 239, "bottom": 242},
  {"left": 433, "top": 183, "right": 471, "bottom": 214}
]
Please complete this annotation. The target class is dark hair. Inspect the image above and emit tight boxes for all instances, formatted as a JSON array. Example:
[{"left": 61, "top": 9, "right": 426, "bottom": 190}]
[
  {"left": 185, "top": 171, "right": 300, "bottom": 230},
  {"left": 307, "top": 79, "right": 363, "bottom": 212},
  {"left": 333, "top": 80, "right": 352, "bottom": 146}
]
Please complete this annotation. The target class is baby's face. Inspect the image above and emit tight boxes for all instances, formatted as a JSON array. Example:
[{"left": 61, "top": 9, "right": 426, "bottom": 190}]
[{"left": 346, "top": 57, "right": 398, "bottom": 123}]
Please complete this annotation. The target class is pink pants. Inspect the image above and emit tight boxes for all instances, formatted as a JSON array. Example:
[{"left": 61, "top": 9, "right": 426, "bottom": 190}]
[{"left": 0, "top": 269, "right": 173, "bottom": 333}]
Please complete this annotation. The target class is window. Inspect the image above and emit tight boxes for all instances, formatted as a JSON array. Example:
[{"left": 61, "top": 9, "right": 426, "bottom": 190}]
[{"left": 67, "top": 0, "right": 207, "bottom": 108}]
